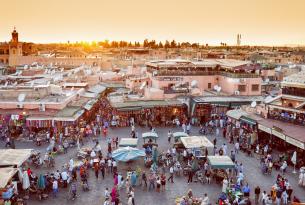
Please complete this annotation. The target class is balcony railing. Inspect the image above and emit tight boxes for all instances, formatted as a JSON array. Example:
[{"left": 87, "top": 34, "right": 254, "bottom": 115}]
[
  {"left": 282, "top": 88, "right": 305, "bottom": 98},
  {"left": 163, "top": 89, "right": 189, "bottom": 94},
  {"left": 149, "top": 69, "right": 259, "bottom": 78},
  {"left": 267, "top": 112, "right": 305, "bottom": 126}
]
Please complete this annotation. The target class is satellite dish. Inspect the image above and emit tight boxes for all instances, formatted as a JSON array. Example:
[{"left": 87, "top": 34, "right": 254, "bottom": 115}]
[
  {"left": 18, "top": 93, "right": 26, "bottom": 102},
  {"left": 216, "top": 86, "right": 222, "bottom": 92},
  {"left": 30, "top": 81, "right": 34, "bottom": 87},
  {"left": 191, "top": 80, "right": 198, "bottom": 88},
  {"left": 24, "top": 65, "right": 28, "bottom": 70},
  {"left": 213, "top": 85, "right": 219, "bottom": 91},
  {"left": 251, "top": 101, "right": 257, "bottom": 108}
]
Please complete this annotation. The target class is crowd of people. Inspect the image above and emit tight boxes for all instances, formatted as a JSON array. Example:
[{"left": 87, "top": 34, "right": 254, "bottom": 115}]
[{"left": 1, "top": 103, "right": 304, "bottom": 205}]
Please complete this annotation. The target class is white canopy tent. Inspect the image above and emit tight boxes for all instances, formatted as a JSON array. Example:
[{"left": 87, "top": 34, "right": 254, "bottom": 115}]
[
  {"left": 0, "top": 167, "right": 18, "bottom": 188},
  {"left": 180, "top": 136, "right": 214, "bottom": 149},
  {"left": 0, "top": 149, "right": 33, "bottom": 167}
]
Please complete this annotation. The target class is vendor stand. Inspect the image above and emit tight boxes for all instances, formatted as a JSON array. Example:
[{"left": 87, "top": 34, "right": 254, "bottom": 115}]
[
  {"left": 0, "top": 149, "right": 33, "bottom": 168},
  {"left": 180, "top": 136, "right": 214, "bottom": 157},
  {"left": 0, "top": 167, "right": 19, "bottom": 204},
  {"left": 173, "top": 132, "right": 189, "bottom": 150},
  {"left": 142, "top": 132, "right": 158, "bottom": 148},
  {"left": 207, "top": 156, "right": 234, "bottom": 184},
  {"left": 119, "top": 138, "right": 138, "bottom": 148},
  {"left": 112, "top": 147, "right": 146, "bottom": 172}
]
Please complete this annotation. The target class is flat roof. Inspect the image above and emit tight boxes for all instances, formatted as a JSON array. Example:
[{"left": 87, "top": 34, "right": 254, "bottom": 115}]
[
  {"left": 55, "top": 106, "right": 82, "bottom": 118},
  {"left": 193, "top": 95, "right": 263, "bottom": 103},
  {"left": 282, "top": 71, "right": 305, "bottom": 87},
  {"left": 64, "top": 82, "right": 88, "bottom": 87},
  {"left": 258, "top": 118, "right": 305, "bottom": 144},
  {"left": 146, "top": 59, "right": 251, "bottom": 68}
]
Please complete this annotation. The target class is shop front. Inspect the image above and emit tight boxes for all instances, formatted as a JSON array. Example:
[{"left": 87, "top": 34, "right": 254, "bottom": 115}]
[
  {"left": 110, "top": 99, "right": 187, "bottom": 127},
  {"left": 257, "top": 118, "right": 305, "bottom": 167}
]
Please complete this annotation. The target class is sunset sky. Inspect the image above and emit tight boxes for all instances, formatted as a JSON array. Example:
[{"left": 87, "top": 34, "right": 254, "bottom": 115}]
[{"left": 1, "top": 0, "right": 305, "bottom": 45}]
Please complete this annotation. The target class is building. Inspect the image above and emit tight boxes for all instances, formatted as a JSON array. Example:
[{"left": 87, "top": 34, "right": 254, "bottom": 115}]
[
  {"left": 145, "top": 59, "right": 262, "bottom": 98},
  {"left": 0, "top": 28, "right": 36, "bottom": 66},
  {"left": 266, "top": 70, "right": 305, "bottom": 120}
]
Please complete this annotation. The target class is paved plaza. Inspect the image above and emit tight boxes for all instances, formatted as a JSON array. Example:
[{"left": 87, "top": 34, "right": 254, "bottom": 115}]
[{"left": 2, "top": 126, "right": 305, "bottom": 205}]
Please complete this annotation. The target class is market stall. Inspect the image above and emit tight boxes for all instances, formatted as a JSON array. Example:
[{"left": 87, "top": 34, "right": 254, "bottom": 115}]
[
  {"left": 112, "top": 147, "right": 145, "bottom": 162},
  {"left": 0, "top": 167, "right": 19, "bottom": 203},
  {"left": 207, "top": 156, "right": 235, "bottom": 169},
  {"left": 181, "top": 136, "right": 214, "bottom": 149},
  {"left": 119, "top": 138, "right": 138, "bottom": 148},
  {"left": 207, "top": 156, "right": 235, "bottom": 184},
  {"left": 142, "top": 132, "right": 158, "bottom": 143},
  {"left": 0, "top": 167, "right": 18, "bottom": 189},
  {"left": 173, "top": 132, "right": 189, "bottom": 149},
  {"left": 0, "top": 149, "right": 33, "bottom": 168},
  {"left": 173, "top": 132, "right": 189, "bottom": 142}
]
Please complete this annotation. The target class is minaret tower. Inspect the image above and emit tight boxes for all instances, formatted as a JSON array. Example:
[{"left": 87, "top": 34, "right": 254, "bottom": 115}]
[
  {"left": 237, "top": 34, "right": 241, "bottom": 46},
  {"left": 9, "top": 27, "right": 23, "bottom": 66}
]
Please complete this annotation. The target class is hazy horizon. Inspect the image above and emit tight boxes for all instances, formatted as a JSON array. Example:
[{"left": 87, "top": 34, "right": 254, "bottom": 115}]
[{"left": 1, "top": 0, "right": 305, "bottom": 46}]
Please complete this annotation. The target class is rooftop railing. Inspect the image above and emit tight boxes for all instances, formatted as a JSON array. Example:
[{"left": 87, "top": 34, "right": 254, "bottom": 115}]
[{"left": 149, "top": 69, "right": 259, "bottom": 79}]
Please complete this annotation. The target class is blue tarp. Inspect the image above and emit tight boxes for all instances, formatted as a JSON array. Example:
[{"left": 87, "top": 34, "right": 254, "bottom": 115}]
[{"left": 112, "top": 147, "right": 145, "bottom": 162}]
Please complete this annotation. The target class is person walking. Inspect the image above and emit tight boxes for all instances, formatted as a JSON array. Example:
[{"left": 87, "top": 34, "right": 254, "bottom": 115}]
[
  {"left": 100, "top": 160, "right": 105, "bottom": 179},
  {"left": 52, "top": 179, "right": 58, "bottom": 197},
  {"left": 142, "top": 171, "right": 147, "bottom": 188},
  {"left": 107, "top": 158, "right": 112, "bottom": 174},
  {"left": 275, "top": 189, "right": 282, "bottom": 205},
  {"left": 254, "top": 185, "right": 261, "bottom": 205},
  {"left": 261, "top": 191, "right": 267, "bottom": 205},
  {"left": 167, "top": 130, "right": 172, "bottom": 143},
  {"left": 161, "top": 173, "right": 166, "bottom": 192},
  {"left": 148, "top": 173, "right": 155, "bottom": 191},
  {"left": 156, "top": 177, "right": 161, "bottom": 192},
  {"left": 201, "top": 193, "right": 210, "bottom": 205},
  {"left": 127, "top": 194, "right": 133, "bottom": 205},
  {"left": 282, "top": 190, "right": 288, "bottom": 205},
  {"left": 167, "top": 166, "right": 174, "bottom": 183},
  {"left": 187, "top": 169, "right": 193, "bottom": 184},
  {"left": 94, "top": 162, "right": 99, "bottom": 179}
]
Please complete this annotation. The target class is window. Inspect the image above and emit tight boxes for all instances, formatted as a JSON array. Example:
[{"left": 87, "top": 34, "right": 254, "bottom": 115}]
[
  {"left": 238, "top": 85, "right": 246, "bottom": 92},
  {"left": 251, "top": 84, "right": 259, "bottom": 91},
  {"left": 208, "top": 83, "right": 211, "bottom": 89}
]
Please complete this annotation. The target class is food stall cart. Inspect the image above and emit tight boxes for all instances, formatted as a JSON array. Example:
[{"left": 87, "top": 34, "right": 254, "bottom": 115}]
[
  {"left": 142, "top": 132, "right": 158, "bottom": 148},
  {"left": 207, "top": 156, "right": 235, "bottom": 184},
  {"left": 180, "top": 136, "right": 214, "bottom": 156},
  {"left": 173, "top": 132, "right": 189, "bottom": 150},
  {"left": 119, "top": 138, "right": 138, "bottom": 148}
]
